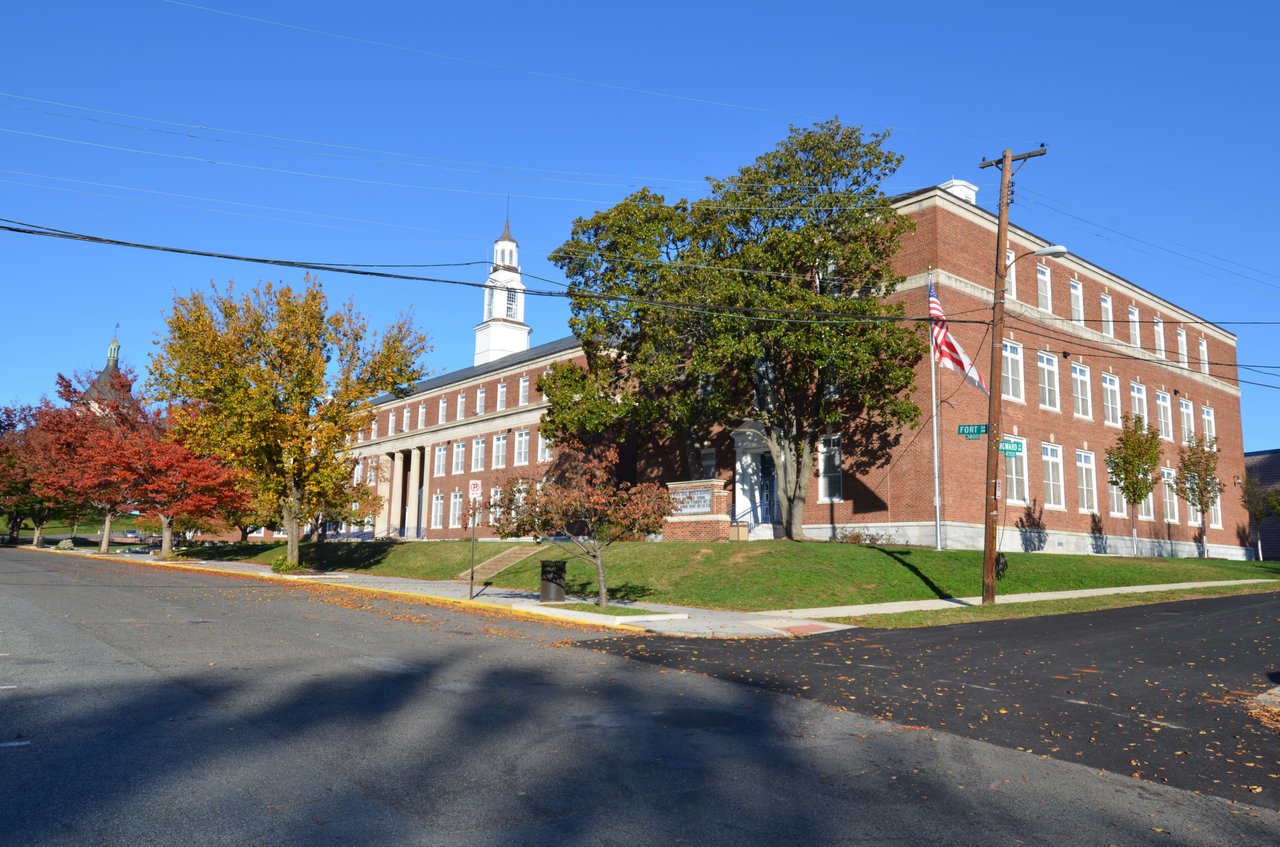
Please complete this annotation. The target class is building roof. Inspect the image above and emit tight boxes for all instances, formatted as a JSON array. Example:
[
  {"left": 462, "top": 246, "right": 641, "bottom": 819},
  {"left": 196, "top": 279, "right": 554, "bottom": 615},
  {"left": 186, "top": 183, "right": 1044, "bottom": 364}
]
[
  {"left": 1244, "top": 449, "right": 1280, "bottom": 488},
  {"left": 80, "top": 338, "right": 132, "bottom": 405},
  {"left": 374, "top": 334, "right": 579, "bottom": 404},
  {"left": 495, "top": 218, "right": 517, "bottom": 246}
]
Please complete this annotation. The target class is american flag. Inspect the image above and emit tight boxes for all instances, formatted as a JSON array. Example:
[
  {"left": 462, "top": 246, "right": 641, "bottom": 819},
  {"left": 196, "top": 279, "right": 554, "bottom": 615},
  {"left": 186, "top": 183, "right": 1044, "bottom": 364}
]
[{"left": 929, "top": 278, "right": 988, "bottom": 395}]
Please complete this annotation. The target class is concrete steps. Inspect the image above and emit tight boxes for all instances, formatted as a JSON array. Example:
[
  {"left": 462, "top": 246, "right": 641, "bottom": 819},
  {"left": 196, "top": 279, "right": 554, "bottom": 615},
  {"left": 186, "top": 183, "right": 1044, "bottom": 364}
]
[{"left": 456, "top": 545, "right": 540, "bottom": 582}]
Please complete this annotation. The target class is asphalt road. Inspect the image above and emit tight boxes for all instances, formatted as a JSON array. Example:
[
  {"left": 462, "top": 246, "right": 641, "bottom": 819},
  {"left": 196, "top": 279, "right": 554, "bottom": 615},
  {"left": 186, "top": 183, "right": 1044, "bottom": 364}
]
[{"left": 2, "top": 548, "right": 1278, "bottom": 846}]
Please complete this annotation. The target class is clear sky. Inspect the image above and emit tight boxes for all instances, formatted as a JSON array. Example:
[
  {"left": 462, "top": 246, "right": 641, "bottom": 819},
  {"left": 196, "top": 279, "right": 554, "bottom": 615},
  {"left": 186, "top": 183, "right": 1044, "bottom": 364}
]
[{"left": 4, "top": 1, "right": 1277, "bottom": 450}]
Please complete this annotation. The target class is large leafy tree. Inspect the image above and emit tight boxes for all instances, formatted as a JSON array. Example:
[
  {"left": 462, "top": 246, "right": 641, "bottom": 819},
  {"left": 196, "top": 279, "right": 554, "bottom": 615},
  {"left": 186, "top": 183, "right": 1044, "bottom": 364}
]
[
  {"left": 149, "top": 276, "right": 428, "bottom": 567},
  {"left": 1176, "top": 435, "right": 1223, "bottom": 558},
  {"left": 546, "top": 119, "right": 925, "bottom": 538},
  {"left": 1105, "top": 414, "right": 1163, "bottom": 557},
  {"left": 0, "top": 405, "right": 66, "bottom": 545}
]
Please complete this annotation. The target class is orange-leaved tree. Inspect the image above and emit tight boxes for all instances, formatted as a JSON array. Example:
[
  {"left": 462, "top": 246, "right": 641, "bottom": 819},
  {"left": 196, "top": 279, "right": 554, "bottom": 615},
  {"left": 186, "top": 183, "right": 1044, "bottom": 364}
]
[{"left": 490, "top": 443, "right": 672, "bottom": 608}]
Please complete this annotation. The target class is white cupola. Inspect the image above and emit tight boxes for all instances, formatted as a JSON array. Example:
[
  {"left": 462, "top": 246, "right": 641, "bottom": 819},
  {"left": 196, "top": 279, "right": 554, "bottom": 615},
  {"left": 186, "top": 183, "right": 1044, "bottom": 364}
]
[{"left": 474, "top": 219, "right": 532, "bottom": 365}]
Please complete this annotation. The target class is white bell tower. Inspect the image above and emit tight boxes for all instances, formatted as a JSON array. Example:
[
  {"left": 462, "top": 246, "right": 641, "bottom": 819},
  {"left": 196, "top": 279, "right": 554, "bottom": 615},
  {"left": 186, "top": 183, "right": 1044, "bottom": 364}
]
[{"left": 474, "top": 219, "right": 532, "bottom": 365}]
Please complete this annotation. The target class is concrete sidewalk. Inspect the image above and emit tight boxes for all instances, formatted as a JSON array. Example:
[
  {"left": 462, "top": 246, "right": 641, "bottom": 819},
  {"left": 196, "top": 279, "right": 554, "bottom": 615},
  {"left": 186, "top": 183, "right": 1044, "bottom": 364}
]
[{"left": 23, "top": 546, "right": 1280, "bottom": 638}]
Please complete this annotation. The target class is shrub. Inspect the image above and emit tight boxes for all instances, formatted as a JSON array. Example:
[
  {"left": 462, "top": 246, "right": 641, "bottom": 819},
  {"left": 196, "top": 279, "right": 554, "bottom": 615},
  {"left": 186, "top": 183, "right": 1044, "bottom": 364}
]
[{"left": 55, "top": 539, "right": 75, "bottom": 551}]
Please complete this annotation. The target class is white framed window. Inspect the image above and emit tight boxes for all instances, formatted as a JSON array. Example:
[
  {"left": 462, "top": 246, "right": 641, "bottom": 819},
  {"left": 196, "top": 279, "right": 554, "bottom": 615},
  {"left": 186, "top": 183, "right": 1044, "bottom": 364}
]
[
  {"left": 1108, "top": 477, "right": 1127, "bottom": 517},
  {"left": 1180, "top": 398, "right": 1195, "bottom": 444},
  {"left": 1209, "top": 493, "right": 1222, "bottom": 529},
  {"left": 433, "top": 444, "right": 446, "bottom": 477},
  {"left": 1198, "top": 338, "right": 1209, "bottom": 375},
  {"left": 418, "top": 403, "right": 426, "bottom": 428},
  {"left": 1071, "top": 362, "right": 1092, "bottom": 419},
  {"left": 353, "top": 460, "right": 362, "bottom": 485},
  {"left": 402, "top": 407, "right": 410, "bottom": 431},
  {"left": 449, "top": 491, "right": 463, "bottom": 528},
  {"left": 1069, "top": 280, "right": 1084, "bottom": 325},
  {"left": 456, "top": 393, "right": 466, "bottom": 421},
  {"left": 1186, "top": 491, "right": 1202, "bottom": 528},
  {"left": 358, "top": 429, "right": 364, "bottom": 444},
  {"left": 1138, "top": 490, "right": 1155, "bottom": 521},
  {"left": 1004, "top": 436, "right": 1028, "bottom": 504},
  {"left": 1005, "top": 250, "right": 1017, "bottom": 300},
  {"left": 364, "top": 458, "right": 376, "bottom": 486},
  {"left": 1130, "top": 382, "right": 1147, "bottom": 426},
  {"left": 496, "top": 382, "right": 507, "bottom": 411},
  {"left": 452, "top": 441, "right": 465, "bottom": 474},
  {"left": 818, "top": 435, "right": 843, "bottom": 502},
  {"left": 1100, "top": 293, "right": 1114, "bottom": 338},
  {"left": 371, "top": 417, "right": 378, "bottom": 439},
  {"left": 1176, "top": 328, "right": 1188, "bottom": 367},
  {"left": 1152, "top": 317, "right": 1165, "bottom": 358},
  {"left": 1037, "top": 265, "right": 1052, "bottom": 312},
  {"left": 1037, "top": 351, "right": 1059, "bottom": 411},
  {"left": 537, "top": 432, "right": 553, "bottom": 463},
  {"left": 1155, "top": 392, "right": 1173, "bottom": 441},
  {"left": 438, "top": 397, "right": 448, "bottom": 423},
  {"left": 488, "top": 487, "right": 501, "bottom": 525},
  {"left": 1042, "top": 442, "right": 1064, "bottom": 509},
  {"left": 1161, "top": 468, "right": 1179, "bottom": 524},
  {"left": 387, "top": 412, "right": 396, "bottom": 436},
  {"left": 431, "top": 492, "right": 444, "bottom": 529},
  {"left": 492, "top": 433, "right": 507, "bottom": 468},
  {"left": 514, "top": 430, "right": 530, "bottom": 465},
  {"left": 700, "top": 448, "right": 717, "bottom": 480},
  {"left": 1101, "top": 373, "right": 1122, "bottom": 427},
  {"left": 1128, "top": 305, "right": 1141, "bottom": 348},
  {"left": 472, "top": 438, "right": 485, "bottom": 471},
  {"left": 1077, "top": 450, "right": 1097, "bottom": 514},
  {"left": 476, "top": 387, "right": 486, "bottom": 415},
  {"left": 1002, "top": 340, "right": 1024, "bottom": 402},
  {"left": 1201, "top": 406, "right": 1216, "bottom": 447},
  {"left": 518, "top": 376, "right": 530, "bottom": 406}
]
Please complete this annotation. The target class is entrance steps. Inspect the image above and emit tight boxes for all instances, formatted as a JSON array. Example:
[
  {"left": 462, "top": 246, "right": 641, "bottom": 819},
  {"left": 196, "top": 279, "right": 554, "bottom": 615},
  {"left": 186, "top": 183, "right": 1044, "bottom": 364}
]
[{"left": 456, "top": 545, "right": 540, "bottom": 582}]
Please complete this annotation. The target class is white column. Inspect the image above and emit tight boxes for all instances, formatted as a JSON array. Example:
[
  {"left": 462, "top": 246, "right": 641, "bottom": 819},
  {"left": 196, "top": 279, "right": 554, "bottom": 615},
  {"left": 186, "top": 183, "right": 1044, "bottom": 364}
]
[
  {"left": 404, "top": 447, "right": 423, "bottom": 540},
  {"left": 388, "top": 451, "right": 406, "bottom": 538},
  {"left": 374, "top": 455, "right": 392, "bottom": 538}
]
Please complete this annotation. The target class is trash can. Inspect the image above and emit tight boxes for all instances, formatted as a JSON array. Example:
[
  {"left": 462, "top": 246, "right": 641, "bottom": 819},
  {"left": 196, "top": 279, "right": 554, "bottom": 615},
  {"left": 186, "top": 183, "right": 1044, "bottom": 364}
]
[{"left": 540, "top": 560, "right": 567, "bottom": 603}]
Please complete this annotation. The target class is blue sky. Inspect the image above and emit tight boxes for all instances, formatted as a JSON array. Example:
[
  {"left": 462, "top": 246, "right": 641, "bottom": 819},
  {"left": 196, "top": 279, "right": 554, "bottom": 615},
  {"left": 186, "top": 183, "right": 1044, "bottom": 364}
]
[{"left": 4, "top": 1, "right": 1278, "bottom": 450}]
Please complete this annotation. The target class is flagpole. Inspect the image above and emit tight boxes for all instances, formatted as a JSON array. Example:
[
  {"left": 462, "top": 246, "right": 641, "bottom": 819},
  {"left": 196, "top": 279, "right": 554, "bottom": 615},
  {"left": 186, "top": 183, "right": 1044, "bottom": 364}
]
[{"left": 929, "top": 269, "right": 943, "bottom": 551}]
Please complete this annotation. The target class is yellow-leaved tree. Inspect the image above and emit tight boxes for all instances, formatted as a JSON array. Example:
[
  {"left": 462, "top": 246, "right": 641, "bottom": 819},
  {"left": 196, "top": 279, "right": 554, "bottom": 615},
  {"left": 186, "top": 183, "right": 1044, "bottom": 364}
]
[{"left": 148, "top": 276, "right": 428, "bottom": 567}]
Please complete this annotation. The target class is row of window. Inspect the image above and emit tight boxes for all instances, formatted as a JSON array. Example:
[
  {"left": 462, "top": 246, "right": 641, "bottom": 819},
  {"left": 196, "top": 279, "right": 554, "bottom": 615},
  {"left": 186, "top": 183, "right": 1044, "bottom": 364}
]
[
  {"left": 430, "top": 430, "right": 553, "bottom": 476},
  {"left": 1002, "top": 437, "right": 1222, "bottom": 529},
  {"left": 1006, "top": 255, "right": 1210, "bottom": 373},
  {"left": 1001, "top": 343, "right": 1217, "bottom": 444},
  {"left": 362, "top": 375, "right": 535, "bottom": 441},
  {"left": 430, "top": 486, "right": 517, "bottom": 529}
]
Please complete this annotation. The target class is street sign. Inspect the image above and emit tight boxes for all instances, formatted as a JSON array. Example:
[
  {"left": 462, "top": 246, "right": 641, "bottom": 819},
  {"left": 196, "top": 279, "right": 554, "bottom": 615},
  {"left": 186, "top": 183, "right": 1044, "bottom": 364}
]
[
  {"left": 469, "top": 479, "right": 483, "bottom": 500},
  {"left": 957, "top": 424, "right": 988, "bottom": 436},
  {"left": 998, "top": 439, "right": 1022, "bottom": 455}
]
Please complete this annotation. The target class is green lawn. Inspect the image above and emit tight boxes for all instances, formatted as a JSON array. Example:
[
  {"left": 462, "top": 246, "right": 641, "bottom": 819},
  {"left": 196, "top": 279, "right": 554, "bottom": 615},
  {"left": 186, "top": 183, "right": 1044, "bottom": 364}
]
[
  {"left": 2, "top": 515, "right": 143, "bottom": 540},
  {"left": 178, "top": 539, "right": 533, "bottom": 581}
]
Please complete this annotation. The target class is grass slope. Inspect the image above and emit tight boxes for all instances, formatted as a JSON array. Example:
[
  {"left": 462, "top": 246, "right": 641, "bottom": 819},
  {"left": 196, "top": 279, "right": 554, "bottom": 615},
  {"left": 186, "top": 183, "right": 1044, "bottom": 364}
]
[{"left": 179, "top": 539, "right": 532, "bottom": 581}]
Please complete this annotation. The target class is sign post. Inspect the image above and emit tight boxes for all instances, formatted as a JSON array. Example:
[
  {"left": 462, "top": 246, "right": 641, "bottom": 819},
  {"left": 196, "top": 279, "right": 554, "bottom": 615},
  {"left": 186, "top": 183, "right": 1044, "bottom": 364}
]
[{"left": 468, "top": 479, "right": 482, "bottom": 599}]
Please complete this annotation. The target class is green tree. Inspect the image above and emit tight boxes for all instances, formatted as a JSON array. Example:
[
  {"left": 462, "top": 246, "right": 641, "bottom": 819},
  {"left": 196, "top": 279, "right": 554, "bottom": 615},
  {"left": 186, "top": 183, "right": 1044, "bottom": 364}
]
[
  {"left": 1239, "top": 471, "right": 1273, "bottom": 560},
  {"left": 149, "top": 276, "right": 428, "bottom": 567},
  {"left": 1176, "top": 435, "right": 1223, "bottom": 558},
  {"left": 546, "top": 119, "right": 924, "bottom": 538},
  {"left": 1105, "top": 414, "right": 1163, "bottom": 557}
]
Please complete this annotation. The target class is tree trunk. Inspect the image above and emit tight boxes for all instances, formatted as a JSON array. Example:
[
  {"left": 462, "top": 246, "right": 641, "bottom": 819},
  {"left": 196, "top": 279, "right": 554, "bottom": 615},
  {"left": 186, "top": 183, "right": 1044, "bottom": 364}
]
[
  {"left": 594, "top": 549, "right": 608, "bottom": 608},
  {"left": 32, "top": 521, "right": 44, "bottom": 548},
  {"left": 99, "top": 512, "right": 114, "bottom": 553},
  {"left": 282, "top": 492, "right": 301, "bottom": 567},
  {"left": 769, "top": 435, "right": 814, "bottom": 541},
  {"left": 160, "top": 515, "right": 174, "bottom": 557},
  {"left": 237, "top": 525, "right": 250, "bottom": 543},
  {"left": 1200, "top": 516, "right": 1208, "bottom": 558},
  {"left": 1130, "top": 513, "right": 1139, "bottom": 558},
  {"left": 1258, "top": 535, "right": 1263, "bottom": 561}
]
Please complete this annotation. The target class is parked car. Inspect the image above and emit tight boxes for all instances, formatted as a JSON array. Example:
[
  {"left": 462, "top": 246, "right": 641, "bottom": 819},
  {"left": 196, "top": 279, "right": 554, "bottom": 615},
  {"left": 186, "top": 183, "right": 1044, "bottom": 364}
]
[{"left": 123, "top": 530, "right": 139, "bottom": 538}]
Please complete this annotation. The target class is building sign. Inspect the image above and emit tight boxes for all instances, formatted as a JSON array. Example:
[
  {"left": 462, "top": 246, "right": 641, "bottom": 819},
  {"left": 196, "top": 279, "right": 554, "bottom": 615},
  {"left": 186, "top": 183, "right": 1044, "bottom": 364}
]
[{"left": 673, "top": 488, "right": 713, "bottom": 515}]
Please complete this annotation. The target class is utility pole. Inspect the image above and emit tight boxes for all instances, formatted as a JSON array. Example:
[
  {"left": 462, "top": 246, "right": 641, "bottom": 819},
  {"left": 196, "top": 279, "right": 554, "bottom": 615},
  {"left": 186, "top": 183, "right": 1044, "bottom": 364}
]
[{"left": 978, "top": 145, "right": 1046, "bottom": 605}]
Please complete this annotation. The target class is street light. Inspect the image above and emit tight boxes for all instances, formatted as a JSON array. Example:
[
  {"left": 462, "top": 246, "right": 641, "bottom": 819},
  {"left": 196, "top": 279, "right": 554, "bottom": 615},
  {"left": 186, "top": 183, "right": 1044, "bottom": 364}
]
[{"left": 978, "top": 146, "right": 1064, "bottom": 605}]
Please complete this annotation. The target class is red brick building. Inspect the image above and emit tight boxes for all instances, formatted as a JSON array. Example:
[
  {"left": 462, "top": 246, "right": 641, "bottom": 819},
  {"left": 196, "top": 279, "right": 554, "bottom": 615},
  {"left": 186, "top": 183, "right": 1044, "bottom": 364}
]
[{"left": 352, "top": 189, "right": 1250, "bottom": 559}]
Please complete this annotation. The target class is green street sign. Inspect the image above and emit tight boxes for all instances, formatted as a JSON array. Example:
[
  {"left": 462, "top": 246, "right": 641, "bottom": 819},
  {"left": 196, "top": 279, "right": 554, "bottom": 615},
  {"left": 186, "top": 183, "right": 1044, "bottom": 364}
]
[
  {"left": 957, "top": 424, "right": 988, "bottom": 436},
  {"left": 998, "top": 439, "right": 1022, "bottom": 455}
]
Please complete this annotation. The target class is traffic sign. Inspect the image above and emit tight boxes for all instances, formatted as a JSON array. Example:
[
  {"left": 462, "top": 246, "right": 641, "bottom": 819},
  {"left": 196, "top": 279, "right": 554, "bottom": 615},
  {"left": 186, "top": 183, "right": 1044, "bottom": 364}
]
[
  {"left": 998, "top": 439, "right": 1022, "bottom": 455},
  {"left": 469, "top": 479, "right": 483, "bottom": 500},
  {"left": 957, "top": 424, "right": 988, "bottom": 436}
]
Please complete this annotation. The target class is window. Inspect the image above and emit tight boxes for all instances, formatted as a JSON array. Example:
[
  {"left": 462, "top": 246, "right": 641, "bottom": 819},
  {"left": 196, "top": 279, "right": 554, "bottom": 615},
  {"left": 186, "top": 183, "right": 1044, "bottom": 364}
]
[
  {"left": 1201, "top": 406, "right": 1216, "bottom": 447},
  {"left": 488, "top": 487, "right": 501, "bottom": 525},
  {"left": 1199, "top": 338, "right": 1209, "bottom": 375},
  {"left": 514, "top": 430, "right": 530, "bottom": 465},
  {"left": 496, "top": 382, "right": 507, "bottom": 410},
  {"left": 505, "top": 289, "right": 518, "bottom": 319},
  {"left": 365, "top": 458, "right": 376, "bottom": 485},
  {"left": 1161, "top": 468, "right": 1179, "bottom": 524},
  {"left": 472, "top": 438, "right": 485, "bottom": 471},
  {"left": 1152, "top": 317, "right": 1165, "bottom": 358},
  {"left": 537, "top": 432, "right": 553, "bottom": 463},
  {"left": 1108, "top": 477, "right": 1127, "bottom": 517},
  {"left": 1176, "top": 328, "right": 1188, "bottom": 367},
  {"left": 1186, "top": 489, "right": 1202, "bottom": 528},
  {"left": 1069, "top": 280, "right": 1084, "bottom": 325},
  {"left": 418, "top": 403, "right": 426, "bottom": 428},
  {"left": 1037, "top": 351, "right": 1059, "bottom": 410},
  {"left": 449, "top": 491, "right": 463, "bottom": 528},
  {"left": 1071, "top": 362, "right": 1092, "bottom": 419},
  {"left": 818, "top": 436, "right": 843, "bottom": 502},
  {"left": 1037, "top": 265, "right": 1052, "bottom": 312},
  {"left": 1042, "top": 442, "right": 1064, "bottom": 509},
  {"left": 1005, "top": 250, "right": 1017, "bottom": 300},
  {"left": 433, "top": 445, "right": 446, "bottom": 477},
  {"left": 1100, "top": 294, "right": 1114, "bottom": 337},
  {"left": 430, "top": 492, "right": 443, "bottom": 529},
  {"left": 1002, "top": 340, "right": 1024, "bottom": 402},
  {"left": 1148, "top": 392, "right": 1172, "bottom": 442},
  {"left": 476, "top": 387, "right": 486, "bottom": 415},
  {"left": 438, "top": 397, "right": 448, "bottom": 423},
  {"left": 371, "top": 417, "right": 378, "bottom": 439},
  {"left": 492, "top": 433, "right": 507, "bottom": 468},
  {"left": 1209, "top": 493, "right": 1222, "bottom": 529},
  {"left": 700, "top": 448, "right": 717, "bottom": 480},
  {"left": 1128, "top": 305, "right": 1141, "bottom": 348},
  {"left": 1004, "top": 436, "right": 1028, "bottom": 504},
  {"left": 1130, "top": 382, "right": 1147, "bottom": 425},
  {"left": 1138, "top": 490, "right": 1155, "bottom": 521},
  {"left": 452, "top": 442, "right": 465, "bottom": 474},
  {"left": 402, "top": 407, "right": 411, "bottom": 431},
  {"left": 1101, "top": 373, "right": 1121, "bottom": 427},
  {"left": 1077, "top": 450, "right": 1097, "bottom": 513},
  {"left": 1180, "top": 398, "right": 1195, "bottom": 444},
  {"left": 358, "top": 429, "right": 364, "bottom": 444},
  {"left": 456, "top": 393, "right": 466, "bottom": 421},
  {"left": 518, "top": 376, "right": 530, "bottom": 406},
  {"left": 388, "top": 411, "right": 397, "bottom": 436}
]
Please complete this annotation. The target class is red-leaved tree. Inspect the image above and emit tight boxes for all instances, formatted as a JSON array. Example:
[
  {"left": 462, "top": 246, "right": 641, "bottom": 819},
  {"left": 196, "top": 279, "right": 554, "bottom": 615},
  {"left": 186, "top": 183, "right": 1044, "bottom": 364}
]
[{"left": 490, "top": 443, "right": 672, "bottom": 608}]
